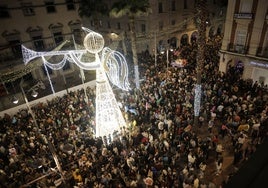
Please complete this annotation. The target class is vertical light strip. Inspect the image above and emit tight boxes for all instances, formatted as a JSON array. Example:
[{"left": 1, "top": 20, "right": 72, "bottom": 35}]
[
  {"left": 44, "top": 63, "right": 55, "bottom": 95},
  {"left": 194, "top": 84, "right": 202, "bottom": 116}
]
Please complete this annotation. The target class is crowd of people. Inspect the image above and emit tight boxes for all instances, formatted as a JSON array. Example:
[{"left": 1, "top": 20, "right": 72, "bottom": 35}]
[{"left": 0, "top": 35, "right": 268, "bottom": 188}]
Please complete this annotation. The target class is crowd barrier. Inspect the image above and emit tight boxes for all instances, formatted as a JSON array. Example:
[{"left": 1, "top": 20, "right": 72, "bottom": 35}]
[{"left": 0, "top": 80, "right": 96, "bottom": 118}]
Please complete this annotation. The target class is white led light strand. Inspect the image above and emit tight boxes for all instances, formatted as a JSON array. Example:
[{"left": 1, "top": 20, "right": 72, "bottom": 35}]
[
  {"left": 68, "top": 52, "right": 100, "bottom": 70},
  {"left": 42, "top": 56, "right": 67, "bottom": 70},
  {"left": 102, "top": 47, "right": 130, "bottom": 91},
  {"left": 21, "top": 27, "right": 131, "bottom": 138},
  {"left": 95, "top": 68, "right": 127, "bottom": 137},
  {"left": 44, "top": 64, "right": 55, "bottom": 94}
]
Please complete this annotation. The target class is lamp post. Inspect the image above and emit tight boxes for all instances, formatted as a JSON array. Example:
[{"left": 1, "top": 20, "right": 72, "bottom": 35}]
[
  {"left": 19, "top": 79, "right": 66, "bottom": 185},
  {"left": 166, "top": 47, "right": 173, "bottom": 78},
  {"left": 167, "top": 48, "right": 169, "bottom": 71}
]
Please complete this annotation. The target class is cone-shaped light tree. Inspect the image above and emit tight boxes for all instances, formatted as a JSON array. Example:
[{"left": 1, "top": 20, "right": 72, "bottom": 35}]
[
  {"left": 194, "top": 0, "right": 208, "bottom": 126},
  {"left": 110, "top": 0, "right": 151, "bottom": 89}
]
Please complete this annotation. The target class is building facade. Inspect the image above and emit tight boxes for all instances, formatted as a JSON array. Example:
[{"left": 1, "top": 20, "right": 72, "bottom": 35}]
[
  {"left": 83, "top": 0, "right": 226, "bottom": 55},
  {"left": 0, "top": 0, "right": 84, "bottom": 110},
  {"left": 0, "top": 0, "right": 82, "bottom": 83},
  {"left": 0, "top": 0, "right": 226, "bottom": 110},
  {"left": 219, "top": 0, "right": 268, "bottom": 85}
]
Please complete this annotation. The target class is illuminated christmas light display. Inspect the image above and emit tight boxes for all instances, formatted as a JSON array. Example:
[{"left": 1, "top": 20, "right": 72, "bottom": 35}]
[
  {"left": 21, "top": 27, "right": 130, "bottom": 137},
  {"left": 194, "top": 84, "right": 202, "bottom": 116}
]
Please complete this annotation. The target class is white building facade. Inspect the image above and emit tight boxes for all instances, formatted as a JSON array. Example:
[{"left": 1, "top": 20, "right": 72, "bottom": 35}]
[{"left": 219, "top": 0, "right": 268, "bottom": 85}]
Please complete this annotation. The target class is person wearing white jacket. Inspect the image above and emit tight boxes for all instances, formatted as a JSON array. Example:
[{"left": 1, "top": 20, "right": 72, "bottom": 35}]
[
  {"left": 215, "top": 158, "right": 223, "bottom": 176},
  {"left": 188, "top": 151, "right": 196, "bottom": 170}
]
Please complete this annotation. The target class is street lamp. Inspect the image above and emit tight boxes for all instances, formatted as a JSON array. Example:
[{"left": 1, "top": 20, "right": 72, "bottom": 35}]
[
  {"left": 31, "top": 90, "right": 38, "bottom": 98},
  {"left": 12, "top": 95, "right": 19, "bottom": 104},
  {"left": 161, "top": 47, "right": 173, "bottom": 78},
  {"left": 167, "top": 48, "right": 169, "bottom": 72},
  {"left": 11, "top": 81, "right": 19, "bottom": 104},
  {"left": 19, "top": 78, "right": 66, "bottom": 185}
]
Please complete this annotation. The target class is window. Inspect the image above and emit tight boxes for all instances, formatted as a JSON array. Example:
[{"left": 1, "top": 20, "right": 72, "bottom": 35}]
[
  {"left": 171, "top": 0, "right": 176, "bottom": 11},
  {"left": 9, "top": 40, "right": 22, "bottom": 57},
  {"left": 235, "top": 30, "right": 247, "bottom": 53},
  {"left": 184, "top": 0, "right": 188, "bottom": 9},
  {"left": 53, "top": 32, "right": 63, "bottom": 45},
  {"left": 27, "top": 26, "right": 44, "bottom": 48},
  {"left": 22, "top": 3, "right": 35, "bottom": 16},
  {"left": 45, "top": 1, "right": 56, "bottom": 13},
  {"left": 117, "top": 22, "right": 121, "bottom": 30},
  {"left": 72, "top": 28, "right": 82, "bottom": 44},
  {"left": 141, "top": 24, "right": 146, "bottom": 32},
  {"left": 236, "top": 30, "right": 247, "bottom": 45},
  {"left": 32, "top": 36, "right": 45, "bottom": 51},
  {"left": 159, "top": 21, "right": 163, "bottom": 31},
  {"left": 0, "top": 5, "right": 10, "bottom": 18},
  {"left": 158, "top": 2, "right": 163, "bottom": 13},
  {"left": 49, "top": 23, "right": 63, "bottom": 45},
  {"left": 66, "top": 0, "right": 75, "bottom": 10},
  {"left": 240, "top": 0, "right": 253, "bottom": 13}
]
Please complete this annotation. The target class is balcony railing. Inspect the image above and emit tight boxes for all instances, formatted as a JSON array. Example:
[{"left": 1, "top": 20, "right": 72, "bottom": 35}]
[
  {"left": 226, "top": 44, "right": 268, "bottom": 59},
  {"left": 227, "top": 43, "right": 248, "bottom": 54},
  {"left": 256, "top": 46, "right": 268, "bottom": 58}
]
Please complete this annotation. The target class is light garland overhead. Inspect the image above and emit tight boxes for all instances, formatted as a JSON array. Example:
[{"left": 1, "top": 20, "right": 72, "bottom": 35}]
[
  {"left": 41, "top": 56, "right": 68, "bottom": 70},
  {"left": 0, "top": 41, "right": 71, "bottom": 84},
  {"left": 21, "top": 27, "right": 131, "bottom": 138}
]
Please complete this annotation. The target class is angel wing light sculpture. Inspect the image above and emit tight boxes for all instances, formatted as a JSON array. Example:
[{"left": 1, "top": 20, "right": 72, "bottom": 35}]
[{"left": 21, "top": 27, "right": 131, "bottom": 138}]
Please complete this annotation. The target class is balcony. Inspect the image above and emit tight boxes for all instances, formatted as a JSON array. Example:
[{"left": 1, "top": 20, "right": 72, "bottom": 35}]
[
  {"left": 227, "top": 43, "right": 248, "bottom": 54},
  {"left": 224, "top": 44, "right": 268, "bottom": 62},
  {"left": 0, "top": 46, "right": 22, "bottom": 68},
  {"left": 256, "top": 46, "right": 268, "bottom": 58}
]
